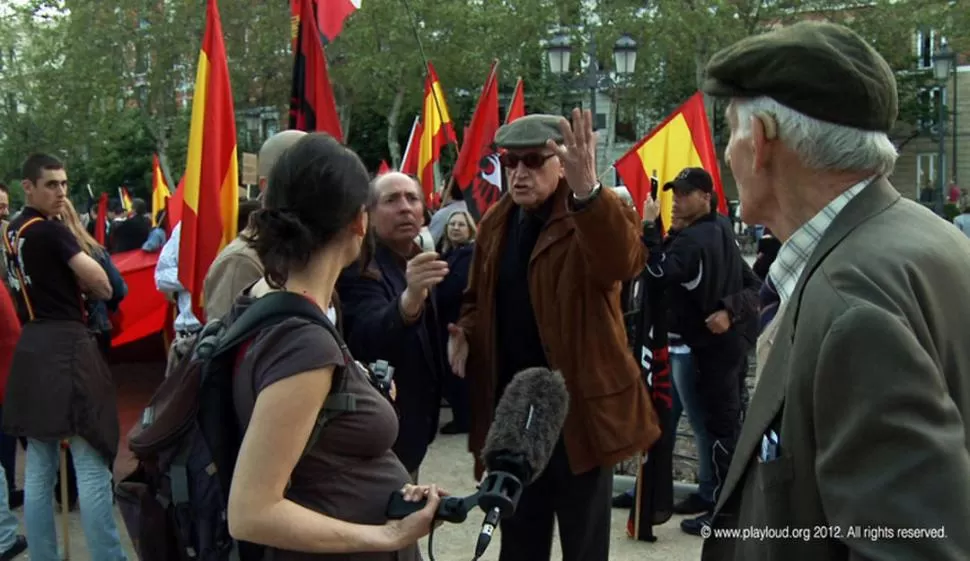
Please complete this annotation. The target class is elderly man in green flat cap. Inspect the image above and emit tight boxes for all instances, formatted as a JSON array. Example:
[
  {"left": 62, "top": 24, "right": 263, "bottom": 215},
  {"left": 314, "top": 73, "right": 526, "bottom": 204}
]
[
  {"left": 447, "top": 109, "right": 659, "bottom": 561},
  {"left": 701, "top": 20, "right": 970, "bottom": 561}
]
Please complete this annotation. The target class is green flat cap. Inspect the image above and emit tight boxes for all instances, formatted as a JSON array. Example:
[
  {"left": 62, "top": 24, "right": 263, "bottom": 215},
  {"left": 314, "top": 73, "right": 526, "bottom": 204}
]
[
  {"left": 494, "top": 114, "right": 565, "bottom": 148},
  {"left": 702, "top": 21, "right": 898, "bottom": 133}
]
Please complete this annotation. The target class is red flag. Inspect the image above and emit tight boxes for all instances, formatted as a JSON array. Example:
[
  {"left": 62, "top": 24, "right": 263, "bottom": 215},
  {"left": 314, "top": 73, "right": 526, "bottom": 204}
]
[
  {"left": 400, "top": 116, "right": 421, "bottom": 175},
  {"left": 291, "top": 0, "right": 359, "bottom": 44},
  {"left": 453, "top": 61, "right": 501, "bottom": 220},
  {"left": 289, "top": 0, "right": 343, "bottom": 140},
  {"left": 317, "top": 0, "right": 359, "bottom": 42},
  {"left": 94, "top": 193, "right": 108, "bottom": 246},
  {"left": 110, "top": 250, "right": 168, "bottom": 347},
  {"left": 178, "top": 0, "right": 240, "bottom": 323},
  {"left": 506, "top": 77, "right": 525, "bottom": 123},
  {"left": 166, "top": 176, "right": 184, "bottom": 234},
  {"left": 377, "top": 160, "right": 390, "bottom": 175}
]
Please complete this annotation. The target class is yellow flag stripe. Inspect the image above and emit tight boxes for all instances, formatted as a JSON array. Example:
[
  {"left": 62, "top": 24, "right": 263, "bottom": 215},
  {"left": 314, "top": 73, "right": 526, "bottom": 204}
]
[
  {"left": 635, "top": 113, "right": 705, "bottom": 228},
  {"left": 183, "top": 51, "right": 211, "bottom": 215},
  {"left": 219, "top": 150, "right": 239, "bottom": 246},
  {"left": 418, "top": 82, "right": 451, "bottom": 171}
]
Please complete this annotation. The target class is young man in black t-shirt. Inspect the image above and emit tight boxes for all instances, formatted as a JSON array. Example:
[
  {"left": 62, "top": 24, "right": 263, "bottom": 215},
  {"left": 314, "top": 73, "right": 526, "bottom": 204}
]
[{"left": 2, "top": 153, "right": 127, "bottom": 561}]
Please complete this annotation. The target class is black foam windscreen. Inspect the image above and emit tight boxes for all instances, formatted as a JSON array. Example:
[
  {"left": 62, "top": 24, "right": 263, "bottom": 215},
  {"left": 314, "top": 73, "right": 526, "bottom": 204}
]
[{"left": 481, "top": 367, "right": 569, "bottom": 485}]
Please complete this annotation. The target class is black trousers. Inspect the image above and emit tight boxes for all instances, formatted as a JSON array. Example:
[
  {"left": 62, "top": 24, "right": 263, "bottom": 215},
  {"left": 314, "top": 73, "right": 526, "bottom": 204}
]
[
  {"left": 0, "top": 406, "right": 16, "bottom": 495},
  {"left": 444, "top": 373, "right": 470, "bottom": 429},
  {"left": 499, "top": 438, "right": 612, "bottom": 561},
  {"left": 693, "top": 336, "right": 747, "bottom": 505}
]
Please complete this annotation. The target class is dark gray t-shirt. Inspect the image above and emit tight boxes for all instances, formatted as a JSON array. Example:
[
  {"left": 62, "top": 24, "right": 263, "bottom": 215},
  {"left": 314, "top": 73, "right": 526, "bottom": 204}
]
[{"left": 232, "top": 298, "right": 419, "bottom": 561}]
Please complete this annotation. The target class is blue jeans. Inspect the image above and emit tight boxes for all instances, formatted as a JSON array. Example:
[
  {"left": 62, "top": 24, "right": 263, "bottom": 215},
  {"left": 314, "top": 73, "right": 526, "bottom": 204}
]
[
  {"left": 24, "top": 437, "right": 127, "bottom": 561},
  {"left": 0, "top": 443, "right": 20, "bottom": 552},
  {"left": 669, "top": 351, "right": 715, "bottom": 503}
]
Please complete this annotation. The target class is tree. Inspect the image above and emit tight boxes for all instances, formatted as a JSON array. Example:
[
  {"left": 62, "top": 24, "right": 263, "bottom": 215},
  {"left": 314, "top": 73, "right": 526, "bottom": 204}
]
[{"left": 325, "top": 0, "right": 561, "bottom": 167}]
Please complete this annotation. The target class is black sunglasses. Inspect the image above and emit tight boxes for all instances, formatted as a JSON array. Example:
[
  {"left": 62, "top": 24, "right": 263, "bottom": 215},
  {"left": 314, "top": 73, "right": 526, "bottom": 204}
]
[{"left": 500, "top": 152, "right": 555, "bottom": 170}]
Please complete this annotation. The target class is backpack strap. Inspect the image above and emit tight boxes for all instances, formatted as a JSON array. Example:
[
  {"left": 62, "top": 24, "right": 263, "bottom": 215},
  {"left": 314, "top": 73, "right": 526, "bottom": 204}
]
[
  {"left": 214, "top": 291, "right": 359, "bottom": 456},
  {"left": 2, "top": 218, "right": 44, "bottom": 321}
]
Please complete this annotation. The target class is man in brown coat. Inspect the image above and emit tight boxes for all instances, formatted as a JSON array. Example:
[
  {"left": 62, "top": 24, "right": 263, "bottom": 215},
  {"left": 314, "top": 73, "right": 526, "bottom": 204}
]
[
  {"left": 700, "top": 22, "right": 970, "bottom": 560},
  {"left": 448, "top": 110, "right": 659, "bottom": 561}
]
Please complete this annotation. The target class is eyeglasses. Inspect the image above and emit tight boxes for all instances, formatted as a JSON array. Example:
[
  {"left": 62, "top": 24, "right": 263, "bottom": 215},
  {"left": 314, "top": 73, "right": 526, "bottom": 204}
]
[{"left": 499, "top": 152, "right": 555, "bottom": 170}]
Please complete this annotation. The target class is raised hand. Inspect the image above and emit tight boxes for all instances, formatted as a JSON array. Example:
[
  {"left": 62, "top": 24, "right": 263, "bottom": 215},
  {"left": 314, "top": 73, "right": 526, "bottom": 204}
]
[
  {"left": 546, "top": 108, "right": 598, "bottom": 197},
  {"left": 642, "top": 194, "right": 661, "bottom": 223},
  {"left": 400, "top": 251, "right": 449, "bottom": 319}
]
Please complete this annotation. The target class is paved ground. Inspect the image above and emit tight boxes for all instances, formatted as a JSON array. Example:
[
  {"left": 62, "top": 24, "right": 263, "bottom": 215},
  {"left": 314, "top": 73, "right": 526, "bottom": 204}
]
[{"left": 4, "top": 350, "right": 705, "bottom": 560}]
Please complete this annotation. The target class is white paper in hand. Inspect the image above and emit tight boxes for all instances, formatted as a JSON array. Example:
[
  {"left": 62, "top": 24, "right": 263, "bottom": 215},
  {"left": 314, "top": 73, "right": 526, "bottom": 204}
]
[{"left": 415, "top": 226, "right": 435, "bottom": 253}]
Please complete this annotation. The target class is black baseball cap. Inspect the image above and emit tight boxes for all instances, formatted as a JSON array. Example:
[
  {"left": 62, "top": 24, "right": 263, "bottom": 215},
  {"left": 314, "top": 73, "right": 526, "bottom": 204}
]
[{"left": 663, "top": 167, "right": 713, "bottom": 194}]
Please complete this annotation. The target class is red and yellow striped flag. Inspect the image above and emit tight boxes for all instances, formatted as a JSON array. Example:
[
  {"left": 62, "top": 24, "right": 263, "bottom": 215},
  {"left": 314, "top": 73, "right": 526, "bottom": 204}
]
[
  {"left": 119, "top": 187, "right": 133, "bottom": 213},
  {"left": 178, "top": 0, "right": 239, "bottom": 323},
  {"left": 614, "top": 92, "right": 727, "bottom": 229},
  {"left": 150, "top": 154, "right": 171, "bottom": 226},
  {"left": 417, "top": 63, "right": 456, "bottom": 203}
]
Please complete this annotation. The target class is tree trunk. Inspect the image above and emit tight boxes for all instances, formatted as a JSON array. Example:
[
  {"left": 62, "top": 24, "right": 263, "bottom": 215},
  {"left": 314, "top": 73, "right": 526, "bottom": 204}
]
[
  {"left": 387, "top": 85, "right": 406, "bottom": 168},
  {"left": 340, "top": 100, "right": 353, "bottom": 143}
]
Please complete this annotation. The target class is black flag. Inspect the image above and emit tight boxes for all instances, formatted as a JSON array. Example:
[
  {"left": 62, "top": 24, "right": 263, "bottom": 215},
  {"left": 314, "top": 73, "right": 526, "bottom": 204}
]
[{"left": 627, "top": 236, "right": 674, "bottom": 541}]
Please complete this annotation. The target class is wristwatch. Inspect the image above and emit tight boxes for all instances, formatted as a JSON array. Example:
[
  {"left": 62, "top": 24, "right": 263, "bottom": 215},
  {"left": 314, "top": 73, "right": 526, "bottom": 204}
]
[{"left": 572, "top": 182, "right": 602, "bottom": 204}]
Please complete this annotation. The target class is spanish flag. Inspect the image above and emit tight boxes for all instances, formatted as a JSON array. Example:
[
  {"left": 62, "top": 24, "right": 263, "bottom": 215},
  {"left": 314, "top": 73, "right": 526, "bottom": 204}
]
[
  {"left": 614, "top": 92, "right": 727, "bottom": 229},
  {"left": 150, "top": 154, "right": 171, "bottom": 226},
  {"left": 417, "top": 63, "right": 456, "bottom": 203},
  {"left": 119, "top": 187, "right": 133, "bottom": 214},
  {"left": 178, "top": 0, "right": 239, "bottom": 323}
]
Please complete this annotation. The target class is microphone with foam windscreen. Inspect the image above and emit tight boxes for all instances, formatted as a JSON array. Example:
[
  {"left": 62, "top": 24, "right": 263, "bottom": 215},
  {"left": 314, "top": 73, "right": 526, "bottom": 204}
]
[
  {"left": 472, "top": 367, "right": 569, "bottom": 558},
  {"left": 384, "top": 367, "right": 569, "bottom": 559}
]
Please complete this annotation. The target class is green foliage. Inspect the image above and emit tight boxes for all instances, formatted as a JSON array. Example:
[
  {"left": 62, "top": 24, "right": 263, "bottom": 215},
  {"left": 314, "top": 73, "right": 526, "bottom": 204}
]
[
  {"left": 88, "top": 111, "right": 157, "bottom": 201},
  {"left": 5, "top": 182, "right": 25, "bottom": 210},
  {"left": 0, "top": 0, "right": 967, "bottom": 191}
]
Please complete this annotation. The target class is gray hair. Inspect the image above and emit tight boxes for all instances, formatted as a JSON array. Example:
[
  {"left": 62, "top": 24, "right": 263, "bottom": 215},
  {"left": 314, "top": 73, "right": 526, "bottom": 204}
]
[{"left": 733, "top": 96, "right": 897, "bottom": 176}]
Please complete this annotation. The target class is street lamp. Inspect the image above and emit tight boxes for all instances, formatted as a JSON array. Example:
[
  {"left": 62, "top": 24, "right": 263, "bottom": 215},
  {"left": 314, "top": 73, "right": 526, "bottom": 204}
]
[
  {"left": 544, "top": 31, "right": 639, "bottom": 124},
  {"left": 932, "top": 42, "right": 955, "bottom": 215},
  {"left": 613, "top": 35, "right": 638, "bottom": 76},
  {"left": 546, "top": 33, "right": 572, "bottom": 75}
]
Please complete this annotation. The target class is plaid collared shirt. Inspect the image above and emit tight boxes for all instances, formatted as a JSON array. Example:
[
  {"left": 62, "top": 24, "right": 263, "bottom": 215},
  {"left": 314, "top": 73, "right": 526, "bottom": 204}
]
[{"left": 768, "top": 177, "right": 875, "bottom": 305}]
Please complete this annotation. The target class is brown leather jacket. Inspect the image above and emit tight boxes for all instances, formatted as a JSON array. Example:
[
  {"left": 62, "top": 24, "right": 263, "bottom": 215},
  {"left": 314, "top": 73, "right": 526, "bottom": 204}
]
[{"left": 459, "top": 183, "right": 661, "bottom": 477}]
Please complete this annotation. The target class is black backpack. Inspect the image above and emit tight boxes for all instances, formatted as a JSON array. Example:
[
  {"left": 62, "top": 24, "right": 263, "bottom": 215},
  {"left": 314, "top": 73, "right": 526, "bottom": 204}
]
[{"left": 116, "top": 292, "right": 359, "bottom": 561}]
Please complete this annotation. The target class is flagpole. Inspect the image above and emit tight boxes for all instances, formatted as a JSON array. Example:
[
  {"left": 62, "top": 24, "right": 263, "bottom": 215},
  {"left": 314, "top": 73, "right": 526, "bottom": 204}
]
[{"left": 398, "top": 0, "right": 459, "bottom": 170}]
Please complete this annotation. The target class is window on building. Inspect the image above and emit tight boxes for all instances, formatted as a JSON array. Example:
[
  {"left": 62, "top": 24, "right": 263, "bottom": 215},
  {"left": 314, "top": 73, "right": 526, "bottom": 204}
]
[
  {"left": 614, "top": 118, "right": 637, "bottom": 142},
  {"left": 916, "top": 29, "right": 935, "bottom": 70},
  {"left": 916, "top": 86, "right": 946, "bottom": 130},
  {"left": 916, "top": 152, "right": 944, "bottom": 201},
  {"left": 594, "top": 111, "right": 607, "bottom": 130}
]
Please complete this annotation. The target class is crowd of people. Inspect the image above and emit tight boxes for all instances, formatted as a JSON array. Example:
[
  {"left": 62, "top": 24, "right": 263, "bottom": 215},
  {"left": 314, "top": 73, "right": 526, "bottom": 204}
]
[{"left": 1, "top": 19, "right": 970, "bottom": 561}]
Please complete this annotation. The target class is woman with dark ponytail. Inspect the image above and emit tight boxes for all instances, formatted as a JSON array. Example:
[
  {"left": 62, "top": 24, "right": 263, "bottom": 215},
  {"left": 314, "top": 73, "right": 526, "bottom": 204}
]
[{"left": 225, "top": 133, "right": 442, "bottom": 559}]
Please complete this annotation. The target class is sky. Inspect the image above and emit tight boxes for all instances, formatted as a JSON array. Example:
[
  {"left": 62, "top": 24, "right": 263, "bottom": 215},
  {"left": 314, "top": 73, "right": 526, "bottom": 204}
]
[{"left": 0, "top": 0, "right": 65, "bottom": 21}]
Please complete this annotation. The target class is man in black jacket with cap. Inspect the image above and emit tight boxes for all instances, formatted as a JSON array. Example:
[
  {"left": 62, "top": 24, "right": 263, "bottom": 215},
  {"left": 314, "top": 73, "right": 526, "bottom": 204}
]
[{"left": 642, "top": 167, "right": 753, "bottom": 535}]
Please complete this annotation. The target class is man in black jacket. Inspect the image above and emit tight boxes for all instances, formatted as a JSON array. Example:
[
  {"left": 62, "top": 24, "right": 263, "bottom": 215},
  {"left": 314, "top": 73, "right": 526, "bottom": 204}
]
[
  {"left": 642, "top": 167, "right": 755, "bottom": 535},
  {"left": 110, "top": 197, "right": 152, "bottom": 252}
]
